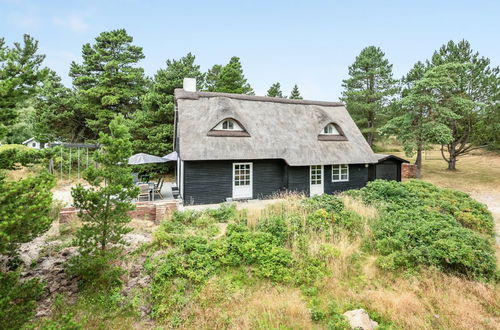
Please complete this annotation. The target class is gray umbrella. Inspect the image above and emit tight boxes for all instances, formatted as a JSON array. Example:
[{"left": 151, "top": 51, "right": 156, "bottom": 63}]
[
  {"left": 162, "top": 151, "right": 178, "bottom": 161},
  {"left": 128, "top": 153, "right": 167, "bottom": 165}
]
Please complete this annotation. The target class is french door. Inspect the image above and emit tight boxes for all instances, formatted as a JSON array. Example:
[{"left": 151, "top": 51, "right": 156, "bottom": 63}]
[
  {"left": 310, "top": 165, "right": 324, "bottom": 196},
  {"left": 233, "top": 162, "right": 253, "bottom": 199}
]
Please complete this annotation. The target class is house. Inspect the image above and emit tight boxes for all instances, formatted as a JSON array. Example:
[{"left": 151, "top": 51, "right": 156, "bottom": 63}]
[
  {"left": 174, "top": 78, "right": 403, "bottom": 205},
  {"left": 22, "top": 137, "right": 45, "bottom": 149}
]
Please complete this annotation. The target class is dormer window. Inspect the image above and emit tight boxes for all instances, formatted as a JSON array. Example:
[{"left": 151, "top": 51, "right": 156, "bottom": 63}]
[
  {"left": 318, "top": 122, "right": 347, "bottom": 141},
  {"left": 222, "top": 119, "right": 238, "bottom": 130},
  {"left": 208, "top": 118, "right": 250, "bottom": 137},
  {"left": 323, "top": 123, "right": 340, "bottom": 135}
]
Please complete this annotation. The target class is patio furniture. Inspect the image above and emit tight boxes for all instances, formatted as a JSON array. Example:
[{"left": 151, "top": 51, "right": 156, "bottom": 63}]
[
  {"left": 137, "top": 184, "right": 151, "bottom": 202},
  {"left": 153, "top": 178, "right": 164, "bottom": 200}
]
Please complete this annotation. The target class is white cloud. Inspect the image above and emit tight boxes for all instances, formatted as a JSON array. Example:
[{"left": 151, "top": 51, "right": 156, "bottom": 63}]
[{"left": 53, "top": 14, "right": 88, "bottom": 33}]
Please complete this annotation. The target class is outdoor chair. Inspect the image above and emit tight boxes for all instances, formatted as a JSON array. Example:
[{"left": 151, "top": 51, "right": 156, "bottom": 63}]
[
  {"left": 153, "top": 178, "right": 164, "bottom": 200},
  {"left": 137, "top": 184, "right": 151, "bottom": 202}
]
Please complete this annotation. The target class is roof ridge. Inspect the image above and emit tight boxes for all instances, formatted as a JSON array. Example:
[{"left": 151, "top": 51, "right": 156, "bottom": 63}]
[{"left": 174, "top": 89, "right": 344, "bottom": 107}]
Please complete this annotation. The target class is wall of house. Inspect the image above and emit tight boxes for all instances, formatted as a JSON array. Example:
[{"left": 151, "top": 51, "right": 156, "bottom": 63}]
[
  {"left": 368, "top": 159, "right": 403, "bottom": 181},
  {"left": 183, "top": 159, "right": 287, "bottom": 205},
  {"left": 287, "top": 166, "right": 310, "bottom": 196},
  {"left": 183, "top": 160, "right": 370, "bottom": 204},
  {"left": 324, "top": 164, "right": 369, "bottom": 193}
]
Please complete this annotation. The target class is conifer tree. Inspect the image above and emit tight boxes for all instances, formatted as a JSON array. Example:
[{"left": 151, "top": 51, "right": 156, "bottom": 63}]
[
  {"left": 0, "top": 35, "right": 48, "bottom": 140},
  {"left": 341, "top": 46, "right": 398, "bottom": 147},
  {"left": 70, "top": 29, "right": 147, "bottom": 139},
  {"left": 289, "top": 84, "right": 303, "bottom": 99},
  {"left": 204, "top": 57, "right": 253, "bottom": 94},
  {"left": 131, "top": 53, "right": 204, "bottom": 156},
  {"left": 266, "top": 82, "right": 284, "bottom": 98}
]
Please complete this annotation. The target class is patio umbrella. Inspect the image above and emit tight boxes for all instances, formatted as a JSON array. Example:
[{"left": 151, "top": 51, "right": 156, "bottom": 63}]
[
  {"left": 128, "top": 153, "right": 167, "bottom": 165},
  {"left": 162, "top": 151, "right": 178, "bottom": 161}
]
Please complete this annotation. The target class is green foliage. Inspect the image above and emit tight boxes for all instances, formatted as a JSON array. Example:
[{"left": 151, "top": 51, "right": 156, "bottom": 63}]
[
  {"left": 204, "top": 56, "right": 253, "bottom": 94},
  {"left": 0, "top": 271, "right": 45, "bottom": 330},
  {"left": 266, "top": 82, "right": 285, "bottom": 98},
  {"left": 204, "top": 203, "right": 237, "bottom": 223},
  {"left": 71, "top": 115, "right": 138, "bottom": 256},
  {"left": 130, "top": 52, "right": 203, "bottom": 166},
  {"left": 0, "top": 144, "right": 44, "bottom": 170},
  {"left": 66, "top": 253, "right": 125, "bottom": 291},
  {"left": 351, "top": 180, "right": 497, "bottom": 279},
  {"left": 69, "top": 29, "right": 147, "bottom": 139},
  {"left": 0, "top": 35, "right": 48, "bottom": 140},
  {"left": 33, "top": 71, "right": 84, "bottom": 143},
  {"left": 289, "top": 84, "right": 303, "bottom": 99},
  {"left": 341, "top": 46, "right": 399, "bottom": 146},
  {"left": 0, "top": 172, "right": 55, "bottom": 255}
]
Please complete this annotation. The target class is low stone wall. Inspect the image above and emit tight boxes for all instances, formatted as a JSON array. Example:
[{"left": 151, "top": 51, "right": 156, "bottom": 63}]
[
  {"left": 402, "top": 163, "right": 417, "bottom": 178},
  {"left": 59, "top": 200, "right": 178, "bottom": 224}
]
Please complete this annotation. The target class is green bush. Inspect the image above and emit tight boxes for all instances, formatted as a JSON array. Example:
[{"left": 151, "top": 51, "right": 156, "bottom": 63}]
[
  {"left": 0, "top": 271, "right": 45, "bottom": 330},
  {"left": 257, "top": 215, "right": 290, "bottom": 245},
  {"left": 375, "top": 208, "right": 497, "bottom": 279},
  {"left": 302, "top": 194, "right": 344, "bottom": 213},
  {"left": 66, "top": 253, "right": 125, "bottom": 291},
  {"left": 351, "top": 179, "right": 494, "bottom": 235},
  {"left": 205, "top": 203, "right": 237, "bottom": 222}
]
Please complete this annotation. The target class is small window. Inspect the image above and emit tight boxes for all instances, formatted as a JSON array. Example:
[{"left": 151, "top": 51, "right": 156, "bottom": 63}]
[
  {"left": 222, "top": 120, "right": 234, "bottom": 130},
  {"left": 32, "top": 142, "right": 36, "bottom": 147},
  {"left": 323, "top": 123, "right": 340, "bottom": 135},
  {"left": 332, "top": 164, "right": 349, "bottom": 182}
]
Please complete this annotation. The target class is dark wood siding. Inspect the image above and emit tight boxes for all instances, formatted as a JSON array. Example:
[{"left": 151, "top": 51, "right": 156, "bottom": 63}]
[
  {"left": 369, "top": 159, "right": 403, "bottom": 182},
  {"left": 183, "top": 160, "right": 233, "bottom": 205},
  {"left": 287, "top": 166, "right": 310, "bottom": 196},
  {"left": 324, "top": 164, "right": 368, "bottom": 193},
  {"left": 183, "top": 159, "right": 287, "bottom": 205},
  {"left": 253, "top": 159, "right": 287, "bottom": 199}
]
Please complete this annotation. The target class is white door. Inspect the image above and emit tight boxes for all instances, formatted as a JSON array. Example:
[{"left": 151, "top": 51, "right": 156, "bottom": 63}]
[
  {"left": 310, "top": 165, "right": 324, "bottom": 196},
  {"left": 233, "top": 163, "right": 253, "bottom": 199}
]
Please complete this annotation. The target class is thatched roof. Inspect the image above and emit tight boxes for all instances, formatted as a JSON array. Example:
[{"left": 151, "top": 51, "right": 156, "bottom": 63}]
[{"left": 175, "top": 89, "right": 378, "bottom": 166}]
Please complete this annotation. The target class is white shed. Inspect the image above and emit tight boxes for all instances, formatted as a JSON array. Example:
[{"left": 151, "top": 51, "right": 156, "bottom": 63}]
[{"left": 22, "top": 137, "right": 45, "bottom": 149}]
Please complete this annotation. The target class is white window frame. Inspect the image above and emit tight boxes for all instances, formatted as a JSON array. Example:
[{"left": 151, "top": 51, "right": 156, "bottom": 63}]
[
  {"left": 332, "top": 164, "right": 349, "bottom": 182},
  {"left": 218, "top": 119, "right": 243, "bottom": 131},
  {"left": 323, "top": 123, "right": 340, "bottom": 135}
]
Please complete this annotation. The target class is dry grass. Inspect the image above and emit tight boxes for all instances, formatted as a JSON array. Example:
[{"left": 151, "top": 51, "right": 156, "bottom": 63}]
[{"left": 181, "top": 279, "right": 313, "bottom": 330}]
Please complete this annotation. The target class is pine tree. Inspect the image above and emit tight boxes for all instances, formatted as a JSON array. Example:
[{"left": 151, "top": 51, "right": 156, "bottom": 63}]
[
  {"left": 33, "top": 70, "right": 86, "bottom": 143},
  {"left": 341, "top": 46, "right": 398, "bottom": 147},
  {"left": 266, "top": 82, "right": 284, "bottom": 98},
  {"left": 70, "top": 29, "right": 147, "bottom": 139},
  {"left": 430, "top": 40, "right": 499, "bottom": 169},
  {"left": 205, "top": 57, "right": 253, "bottom": 94},
  {"left": 289, "top": 84, "right": 303, "bottom": 99},
  {"left": 381, "top": 62, "right": 454, "bottom": 177},
  {"left": 131, "top": 53, "right": 204, "bottom": 158},
  {"left": 71, "top": 115, "right": 138, "bottom": 256},
  {"left": 0, "top": 35, "right": 48, "bottom": 140}
]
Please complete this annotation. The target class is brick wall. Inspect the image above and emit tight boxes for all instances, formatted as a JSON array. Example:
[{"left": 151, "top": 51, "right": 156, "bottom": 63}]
[
  {"left": 402, "top": 163, "right": 417, "bottom": 178},
  {"left": 59, "top": 200, "right": 178, "bottom": 224}
]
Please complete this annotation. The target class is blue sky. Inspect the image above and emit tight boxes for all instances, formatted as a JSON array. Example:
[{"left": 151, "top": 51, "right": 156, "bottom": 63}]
[{"left": 1, "top": 0, "right": 499, "bottom": 101}]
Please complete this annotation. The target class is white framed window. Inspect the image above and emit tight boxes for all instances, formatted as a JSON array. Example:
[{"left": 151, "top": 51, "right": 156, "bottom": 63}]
[
  {"left": 323, "top": 123, "right": 340, "bottom": 135},
  {"left": 310, "top": 165, "right": 322, "bottom": 185},
  {"left": 217, "top": 119, "right": 244, "bottom": 131},
  {"left": 222, "top": 119, "right": 234, "bottom": 130},
  {"left": 332, "top": 164, "right": 349, "bottom": 182}
]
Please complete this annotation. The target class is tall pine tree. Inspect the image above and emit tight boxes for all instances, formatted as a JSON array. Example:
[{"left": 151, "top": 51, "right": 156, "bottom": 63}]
[
  {"left": 289, "top": 84, "right": 303, "bottom": 99},
  {"left": 131, "top": 53, "right": 204, "bottom": 157},
  {"left": 69, "top": 29, "right": 147, "bottom": 139},
  {"left": 266, "top": 82, "right": 284, "bottom": 98},
  {"left": 0, "top": 35, "right": 47, "bottom": 140},
  {"left": 430, "top": 40, "right": 499, "bottom": 169},
  {"left": 204, "top": 56, "right": 253, "bottom": 94},
  {"left": 341, "top": 46, "right": 398, "bottom": 147}
]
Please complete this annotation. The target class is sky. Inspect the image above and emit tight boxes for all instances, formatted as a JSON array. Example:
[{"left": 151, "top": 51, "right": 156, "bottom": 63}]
[{"left": 1, "top": 0, "right": 499, "bottom": 101}]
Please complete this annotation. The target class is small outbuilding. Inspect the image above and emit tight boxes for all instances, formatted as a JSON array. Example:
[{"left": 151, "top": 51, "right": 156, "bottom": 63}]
[
  {"left": 368, "top": 154, "right": 409, "bottom": 182},
  {"left": 22, "top": 137, "right": 45, "bottom": 149}
]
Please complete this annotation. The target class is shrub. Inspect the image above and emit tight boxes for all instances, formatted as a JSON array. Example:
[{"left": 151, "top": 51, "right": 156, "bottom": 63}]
[
  {"left": 0, "top": 271, "right": 45, "bottom": 330},
  {"left": 205, "top": 203, "right": 237, "bottom": 222},
  {"left": 352, "top": 180, "right": 494, "bottom": 235},
  {"left": 374, "top": 208, "right": 497, "bottom": 279},
  {"left": 302, "top": 194, "right": 344, "bottom": 213},
  {"left": 257, "top": 215, "right": 290, "bottom": 245},
  {"left": 66, "top": 253, "right": 125, "bottom": 291},
  {"left": 0, "top": 172, "right": 55, "bottom": 256}
]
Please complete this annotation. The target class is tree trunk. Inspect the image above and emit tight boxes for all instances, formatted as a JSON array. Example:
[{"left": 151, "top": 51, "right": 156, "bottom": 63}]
[
  {"left": 415, "top": 147, "right": 422, "bottom": 178},
  {"left": 447, "top": 155, "right": 457, "bottom": 170}
]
